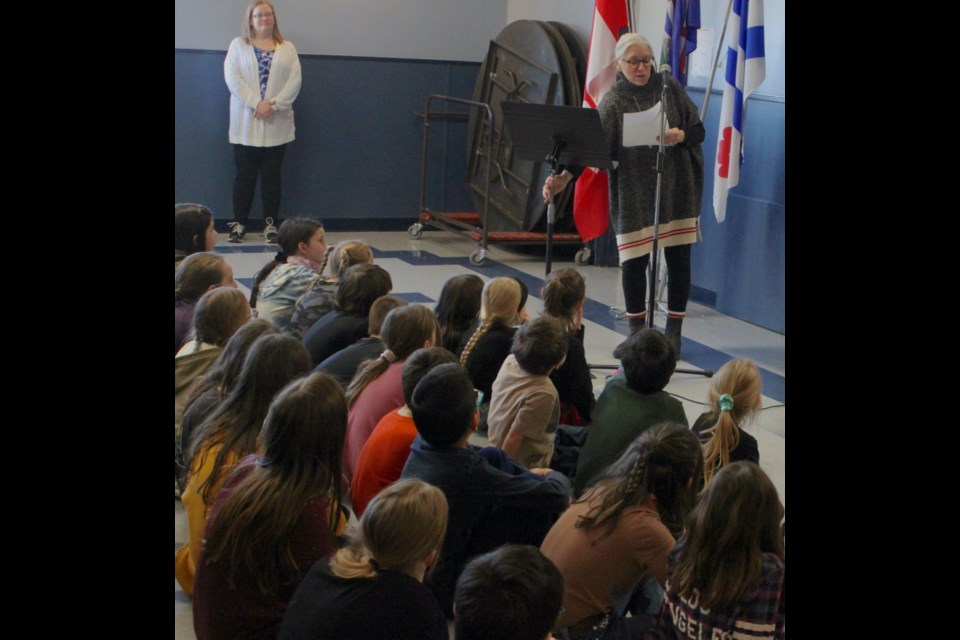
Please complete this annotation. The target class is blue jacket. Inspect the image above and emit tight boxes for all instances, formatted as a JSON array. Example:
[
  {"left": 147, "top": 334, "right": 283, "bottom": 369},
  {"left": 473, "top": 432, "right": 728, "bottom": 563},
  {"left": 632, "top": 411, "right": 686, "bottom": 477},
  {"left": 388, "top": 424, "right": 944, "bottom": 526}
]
[{"left": 401, "top": 435, "right": 571, "bottom": 615}]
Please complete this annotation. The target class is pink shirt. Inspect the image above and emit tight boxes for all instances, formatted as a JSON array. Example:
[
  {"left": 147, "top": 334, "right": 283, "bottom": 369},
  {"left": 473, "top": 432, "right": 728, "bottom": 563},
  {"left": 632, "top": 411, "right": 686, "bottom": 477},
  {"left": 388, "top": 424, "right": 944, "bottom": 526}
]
[{"left": 343, "top": 361, "right": 405, "bottom": 480}]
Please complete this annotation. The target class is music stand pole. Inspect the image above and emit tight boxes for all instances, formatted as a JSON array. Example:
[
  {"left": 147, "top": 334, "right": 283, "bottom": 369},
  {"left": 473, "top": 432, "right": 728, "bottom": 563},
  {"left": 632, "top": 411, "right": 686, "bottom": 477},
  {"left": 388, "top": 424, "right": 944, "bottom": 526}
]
[{"left": 545, "top": 138, "right": 566, "bottom": 276}]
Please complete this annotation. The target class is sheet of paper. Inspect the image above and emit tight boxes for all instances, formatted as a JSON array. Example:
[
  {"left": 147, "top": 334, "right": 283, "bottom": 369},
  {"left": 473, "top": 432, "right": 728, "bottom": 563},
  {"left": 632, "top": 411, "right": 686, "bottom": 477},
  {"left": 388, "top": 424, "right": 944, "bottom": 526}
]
[{"left": 623, "top": 101, "right": 664, "bottom": 147}]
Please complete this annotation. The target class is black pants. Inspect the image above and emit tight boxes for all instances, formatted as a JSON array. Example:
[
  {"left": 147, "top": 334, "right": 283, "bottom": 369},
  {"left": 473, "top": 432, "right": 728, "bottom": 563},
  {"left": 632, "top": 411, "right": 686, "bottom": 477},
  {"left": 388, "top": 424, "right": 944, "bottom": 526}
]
[
  {"left": 621, "top": 243, "right": 692, "bottom": 316},
  {"left": 232, "top": 143, "right": 286, "bottom": 224}
]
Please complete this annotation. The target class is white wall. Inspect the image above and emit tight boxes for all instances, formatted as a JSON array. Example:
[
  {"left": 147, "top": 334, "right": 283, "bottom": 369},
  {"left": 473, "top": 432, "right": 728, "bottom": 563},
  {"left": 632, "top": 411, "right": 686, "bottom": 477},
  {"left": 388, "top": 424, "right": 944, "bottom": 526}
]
[
  {"left": 507, "top": 1, "right": 784, "bottom": 99},
  {"left": 175, "top": 0, "right": 509, "bottom": 62},
  {"left": 506, "top": 0, "right": 594, "bottom": 44}
]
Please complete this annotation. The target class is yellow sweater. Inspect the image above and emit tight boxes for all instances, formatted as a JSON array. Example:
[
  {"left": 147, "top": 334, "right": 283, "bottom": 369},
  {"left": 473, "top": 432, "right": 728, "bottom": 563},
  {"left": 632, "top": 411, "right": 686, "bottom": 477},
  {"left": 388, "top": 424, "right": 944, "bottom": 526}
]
[{"left": 174, "top": 441, "right": 239, "bottom": 597}]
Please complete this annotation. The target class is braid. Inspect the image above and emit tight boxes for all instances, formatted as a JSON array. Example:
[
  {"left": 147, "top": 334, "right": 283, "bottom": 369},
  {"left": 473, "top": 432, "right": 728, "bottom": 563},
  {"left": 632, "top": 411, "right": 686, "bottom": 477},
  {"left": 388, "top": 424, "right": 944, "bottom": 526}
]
[
  {"left": 576, "top": 448, "right": 650, "bottom": 538},
  {"left": 318, "top": 244, "right": 334, "bottom": 279},
  {"left": 460, "top": 319, "right": 493, "bottom": 366},
  {"left": 623, "top": 452, "right": 647, "bottom": 500}
]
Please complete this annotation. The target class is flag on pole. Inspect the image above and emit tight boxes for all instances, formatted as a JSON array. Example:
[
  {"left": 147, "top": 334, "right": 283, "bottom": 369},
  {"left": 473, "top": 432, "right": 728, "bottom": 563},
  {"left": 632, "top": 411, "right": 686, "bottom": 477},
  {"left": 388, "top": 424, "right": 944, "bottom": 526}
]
[
  {"left": 573, "top": 0, "right": 630, "bottom": 243},
  {"left": 661, "top": 0, "right": 702, "bottom": 86},
  {"left": 713, "top": 0, "right": 765, "bottom": 223}
]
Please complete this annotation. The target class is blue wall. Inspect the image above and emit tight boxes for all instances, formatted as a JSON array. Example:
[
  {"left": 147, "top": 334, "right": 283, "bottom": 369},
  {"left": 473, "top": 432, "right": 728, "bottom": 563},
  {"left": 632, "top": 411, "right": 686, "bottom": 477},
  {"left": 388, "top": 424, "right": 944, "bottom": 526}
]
[
  {"left": 175, "top": 51, "right": 785, "bottom": 335},
  {"left": 687, "top": 88, "right": 785, "bottom": 334},
  {"left": 175, "top": 50, "right": 480, "bottom": 226}
]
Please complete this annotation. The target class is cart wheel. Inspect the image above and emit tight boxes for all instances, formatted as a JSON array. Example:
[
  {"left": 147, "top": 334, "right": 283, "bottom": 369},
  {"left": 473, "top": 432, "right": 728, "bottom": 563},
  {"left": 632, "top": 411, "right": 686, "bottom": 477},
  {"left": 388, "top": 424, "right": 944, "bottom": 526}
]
[
  {"left": 575, "top": 248, "right": 592, "bottom": 266},
  {"left": 469, "top": 249, "right": 488, "bottom": 266},
  {"left": 408, "top": 224, "right": 423, "bottom": 240}
]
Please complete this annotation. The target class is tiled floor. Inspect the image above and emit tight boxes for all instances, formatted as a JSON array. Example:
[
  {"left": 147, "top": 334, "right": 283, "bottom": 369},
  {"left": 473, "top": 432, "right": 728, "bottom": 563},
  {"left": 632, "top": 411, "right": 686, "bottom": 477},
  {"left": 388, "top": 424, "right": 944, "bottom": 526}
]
[{"left": 175, "top": 229, "right": 785, "bottom": 640}]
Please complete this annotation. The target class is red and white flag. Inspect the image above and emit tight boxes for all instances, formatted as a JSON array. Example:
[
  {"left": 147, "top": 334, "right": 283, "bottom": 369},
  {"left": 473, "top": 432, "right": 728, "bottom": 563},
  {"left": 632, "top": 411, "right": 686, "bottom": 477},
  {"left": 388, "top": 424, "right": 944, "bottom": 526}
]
[{"left": 573, "top": 0, "right": 630, "bottom": 242}]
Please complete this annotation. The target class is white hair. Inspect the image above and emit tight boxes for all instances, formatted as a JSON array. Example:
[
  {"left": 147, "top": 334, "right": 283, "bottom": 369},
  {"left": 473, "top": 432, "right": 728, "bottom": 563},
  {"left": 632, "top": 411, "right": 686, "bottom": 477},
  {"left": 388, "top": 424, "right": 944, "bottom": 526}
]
[{"left": 614, "top": 33, "right": 654, "bottom": 62}]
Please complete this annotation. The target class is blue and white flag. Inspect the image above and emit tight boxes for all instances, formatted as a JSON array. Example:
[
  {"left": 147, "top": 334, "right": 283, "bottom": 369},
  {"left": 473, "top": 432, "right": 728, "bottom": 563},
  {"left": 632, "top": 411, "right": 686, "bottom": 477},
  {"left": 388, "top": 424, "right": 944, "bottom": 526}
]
[
  {"left": 662, "top": 0, "right": 701, "bottom": 86},
  {"left": 713, "top": 0, "right": 765, "bottom": 223}
]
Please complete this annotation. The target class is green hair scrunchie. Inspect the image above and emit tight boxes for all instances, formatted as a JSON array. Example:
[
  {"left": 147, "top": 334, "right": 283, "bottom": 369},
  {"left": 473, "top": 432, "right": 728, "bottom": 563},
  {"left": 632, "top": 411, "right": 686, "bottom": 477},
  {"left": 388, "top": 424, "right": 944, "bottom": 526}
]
[{"left": 718, "top": 393, "right": 735, "bottom": 412}]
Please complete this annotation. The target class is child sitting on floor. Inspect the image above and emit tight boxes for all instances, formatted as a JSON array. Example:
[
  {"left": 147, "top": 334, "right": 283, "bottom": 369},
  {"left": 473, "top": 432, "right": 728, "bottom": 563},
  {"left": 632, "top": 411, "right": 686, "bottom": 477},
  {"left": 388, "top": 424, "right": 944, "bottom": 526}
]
[
  {"left": 572, "top": 329, "right": 687, "bottom": 497},
  {"left": 400, "top": 362, "right": 571, "bottom": 617},
  {"left": 486, "top": 315, "right": 568, "bottom": 471}
]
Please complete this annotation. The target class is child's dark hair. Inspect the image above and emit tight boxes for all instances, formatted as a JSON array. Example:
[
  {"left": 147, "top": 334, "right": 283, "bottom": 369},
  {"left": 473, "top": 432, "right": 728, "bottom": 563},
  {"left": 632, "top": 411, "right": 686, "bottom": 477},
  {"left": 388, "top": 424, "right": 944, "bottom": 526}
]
[
  {"left": 541, "top": 268, "right": 585, "bottom": 330},
  {"left": 191, "top": 287, "right": 250, "bottom": 348},
  {"left": 576, "top": 422, "right": 703, "bottom": 539},
  {"left": 612, "top": 328, "right": 676, "bottom": 393},
  {"left": 409, "top": 362, "right": 474, "bottom": 446},
  {"left": 249, "top": 217, "right": 325, "bottom": 307},
  {"left": 671, "top": 461, "right": 784, "bottom": 610},
  {"left": 434, "top": 274, "right": 484, "bottom": 353},
  {"left": 368, "top": 295, "right": 407, "bottom": 337},
  {"left": 511, "top": 315, "right": 568, "bottom": 376},
  {"left": 454, "top": 544, "right": 564, "bottom": 640},
  {"left": 184, "top": 319, "right": 278, "bottom": 413},
  {"left": 510, "top": 276, "right": 529, "bottom": 315},
  {"left": 401, "top": 347, "right": 460, "bottom": 406},
  {"left": 334, "top": 264, "right": 393, "bottom": 316},
  {"left": 345, "top": 304, "right": 439, "bottom": 409},
  {"left": 175, "top": 203, "right": 213, "bottom": 257}
]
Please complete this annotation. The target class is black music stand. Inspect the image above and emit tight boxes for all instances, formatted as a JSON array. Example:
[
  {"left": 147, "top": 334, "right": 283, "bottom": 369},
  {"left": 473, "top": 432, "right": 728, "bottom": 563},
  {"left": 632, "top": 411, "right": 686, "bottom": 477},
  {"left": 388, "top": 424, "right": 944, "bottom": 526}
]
[{"left": 501, "top": 102, "right": 613, "bottom": 276}]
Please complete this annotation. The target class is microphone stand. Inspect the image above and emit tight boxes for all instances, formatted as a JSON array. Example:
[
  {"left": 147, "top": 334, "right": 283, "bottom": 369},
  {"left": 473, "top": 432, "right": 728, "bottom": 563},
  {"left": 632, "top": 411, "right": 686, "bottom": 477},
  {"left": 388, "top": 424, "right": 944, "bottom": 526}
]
[{"left": 648, "top": 63, "right": 712, "bottom": 378}]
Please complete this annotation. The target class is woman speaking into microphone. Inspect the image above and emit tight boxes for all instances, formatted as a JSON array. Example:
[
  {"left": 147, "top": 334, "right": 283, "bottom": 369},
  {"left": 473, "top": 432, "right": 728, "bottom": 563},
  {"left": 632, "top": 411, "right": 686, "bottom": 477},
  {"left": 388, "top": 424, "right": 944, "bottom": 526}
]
[{"left": 544, "top": 33, "right": 704, "bottom": 360}]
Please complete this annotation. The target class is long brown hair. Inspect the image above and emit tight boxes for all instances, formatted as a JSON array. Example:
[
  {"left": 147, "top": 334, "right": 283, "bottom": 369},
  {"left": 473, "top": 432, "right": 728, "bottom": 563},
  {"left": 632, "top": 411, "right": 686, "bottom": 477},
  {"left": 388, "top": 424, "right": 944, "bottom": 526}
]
[
  {"left": 185, "top": 334, "right": 312, "bottom": 504},
  {"left": 459, "top": 277, "right": 521, "bottom": 366},
  {"left": 345, "top": 304, "right": 438, "bottom": 408},
  {"left": 434, "top": 274, "right": 484, "bottom": 353},
  {"left": 575, "top": 423, "right": 703, "bottom": 540},
  {"left": 184, "top": 319, "right": 278, "bottom": 413},
  {"left": 670, "top": 461, "right": 784, "bottom": 610},
  {"left": 700, "top": 359, "right": 762, "bottom": 487},
  {"left": 202, "top": 373, "right": 347, "bottom": 595}
]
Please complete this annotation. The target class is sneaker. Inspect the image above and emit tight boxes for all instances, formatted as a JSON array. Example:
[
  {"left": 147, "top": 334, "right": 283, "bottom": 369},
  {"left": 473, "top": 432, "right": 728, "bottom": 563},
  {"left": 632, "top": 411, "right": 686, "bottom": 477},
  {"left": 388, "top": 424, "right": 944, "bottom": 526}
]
[
  {"left": 228, "top": 221, "right": 246, "bottom": 243},
  {"left": 263, "top": 217, "right": 278, "bottom": 244}
]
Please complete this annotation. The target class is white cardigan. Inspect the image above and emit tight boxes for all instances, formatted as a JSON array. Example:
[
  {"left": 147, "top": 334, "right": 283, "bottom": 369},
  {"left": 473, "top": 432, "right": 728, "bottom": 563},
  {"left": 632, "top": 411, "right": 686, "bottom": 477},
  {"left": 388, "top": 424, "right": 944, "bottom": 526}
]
[{"left": 224, "top": 37, "right": 302, "bottom": 147}]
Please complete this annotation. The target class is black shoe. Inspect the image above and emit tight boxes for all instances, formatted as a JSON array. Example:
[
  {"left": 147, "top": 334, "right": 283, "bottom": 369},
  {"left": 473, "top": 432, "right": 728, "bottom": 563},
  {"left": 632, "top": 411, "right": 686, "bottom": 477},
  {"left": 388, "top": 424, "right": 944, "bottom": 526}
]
[
  {"left": 628, "top": 315, "right": 647, "bottom": 335},
  {"left": 228, "top": 221, "right": 246, "bottom": 243},
  {"left": 665, "top": 316, "right": 683, "bottom": 361}
]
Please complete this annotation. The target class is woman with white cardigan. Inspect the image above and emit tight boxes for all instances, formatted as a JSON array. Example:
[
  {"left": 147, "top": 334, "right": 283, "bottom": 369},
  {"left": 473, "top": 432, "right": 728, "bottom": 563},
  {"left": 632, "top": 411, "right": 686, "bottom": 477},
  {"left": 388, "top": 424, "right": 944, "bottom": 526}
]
[{"left": 224, "top": 1, "right": 302, "bottom": 244}]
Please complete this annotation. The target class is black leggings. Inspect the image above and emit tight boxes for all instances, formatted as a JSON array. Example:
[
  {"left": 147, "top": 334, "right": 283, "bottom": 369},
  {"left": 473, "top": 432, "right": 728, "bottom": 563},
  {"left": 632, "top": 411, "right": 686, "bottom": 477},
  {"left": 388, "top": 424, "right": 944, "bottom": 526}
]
[
  {"left": 621, "top": 244, "right": 692, "bottom": 316},
  {"left": 233, "top": 143, "right": 287, "bottom": 224}
]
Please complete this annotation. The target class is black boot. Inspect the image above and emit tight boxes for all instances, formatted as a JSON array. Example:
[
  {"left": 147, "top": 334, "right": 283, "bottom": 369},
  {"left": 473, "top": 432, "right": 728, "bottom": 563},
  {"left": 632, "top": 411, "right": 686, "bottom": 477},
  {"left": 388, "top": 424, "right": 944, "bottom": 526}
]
[
  {"left": 628, "top": 314, "right": 647, "bottom": 335},
  {"left": 665, "top": 316, "right": 683, "bottom": 361}
]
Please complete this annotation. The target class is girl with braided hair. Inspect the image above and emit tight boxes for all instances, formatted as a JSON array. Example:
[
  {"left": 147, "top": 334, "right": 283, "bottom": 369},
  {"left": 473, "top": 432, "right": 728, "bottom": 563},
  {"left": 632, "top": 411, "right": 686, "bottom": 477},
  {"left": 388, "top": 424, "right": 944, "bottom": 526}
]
[
  {"left": 692, "top": 358, "right": 762, "bottom": 488},
  {"left": 456, "top": 277, "right": 522, "bottom": 424},
  {"left": 540, "top": 423, "right": 703, "bottom": 640}
]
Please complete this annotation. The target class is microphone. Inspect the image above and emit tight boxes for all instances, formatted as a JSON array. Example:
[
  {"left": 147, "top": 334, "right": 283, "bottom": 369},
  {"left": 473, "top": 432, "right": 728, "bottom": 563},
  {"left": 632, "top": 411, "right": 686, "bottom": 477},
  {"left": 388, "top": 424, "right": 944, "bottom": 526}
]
[{"left": 660, "top": 63, "right": 672, "bottom": 76}]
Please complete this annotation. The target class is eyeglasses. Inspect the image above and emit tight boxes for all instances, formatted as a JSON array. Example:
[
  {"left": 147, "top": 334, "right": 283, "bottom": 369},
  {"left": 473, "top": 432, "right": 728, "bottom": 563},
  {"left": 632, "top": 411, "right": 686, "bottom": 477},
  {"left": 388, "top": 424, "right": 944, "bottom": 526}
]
[
  {"left": 474, "top": 389, "right": 484, "bottom": 410},
  {"left": 252, "top": 11, "right": 274, "bottom": 18},
  {"left": 622, "top": 57, "right": 653, "bottom": 69}
]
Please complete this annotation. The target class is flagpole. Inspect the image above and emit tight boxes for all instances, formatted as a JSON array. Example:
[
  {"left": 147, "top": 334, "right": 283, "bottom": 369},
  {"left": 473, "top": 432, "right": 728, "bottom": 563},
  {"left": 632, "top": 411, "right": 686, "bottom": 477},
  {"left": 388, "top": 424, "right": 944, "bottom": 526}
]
[
  {"left": 700, "top": 0, "right": 733, "bottom": 119},
  {"left": 627, "top": 0, "right": 636, "bottom": 32}
]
